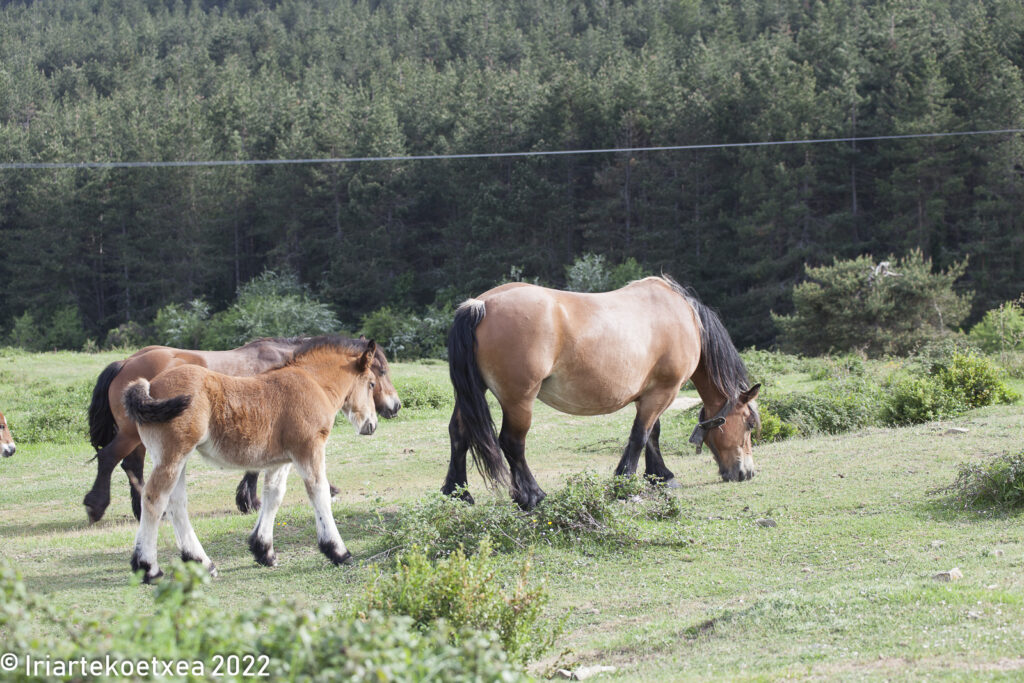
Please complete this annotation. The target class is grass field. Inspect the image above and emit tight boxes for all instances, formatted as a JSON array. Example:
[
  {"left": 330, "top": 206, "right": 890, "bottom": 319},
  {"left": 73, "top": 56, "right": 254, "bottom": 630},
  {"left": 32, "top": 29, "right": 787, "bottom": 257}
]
[{"left": 1, "top": 350, "right": 1023, "bottom": 680}]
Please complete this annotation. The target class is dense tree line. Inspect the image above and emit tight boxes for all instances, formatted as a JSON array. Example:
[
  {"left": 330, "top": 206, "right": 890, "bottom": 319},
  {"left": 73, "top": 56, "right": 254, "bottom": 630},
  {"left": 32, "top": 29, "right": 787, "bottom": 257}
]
[{"left": 0, "top": 0, "right": 1022, "bottom": 348}]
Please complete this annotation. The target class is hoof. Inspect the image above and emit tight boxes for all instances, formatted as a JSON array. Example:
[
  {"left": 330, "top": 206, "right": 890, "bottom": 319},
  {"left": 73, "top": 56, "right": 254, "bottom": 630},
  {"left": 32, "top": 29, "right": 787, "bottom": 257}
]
[
  {"left": 82, "top": 492, "right": 109, "bottom": 524},
  {"left": 513, "top": 490, "right": 546, "bottom": 512},
  {"left": 248, "top": 534, "right": 277, "bottom": 567},
  {"left": 329, "top": 483, "right": 341, "bottom": 499},
  {"left": 130, "top": 554, "right": 163, "bottom": 584},
  {"left": 235, "top": 489, "right": 261, "bottom": 515},
  {"left": 319, "top": 540, "right": 353, "bottom": 566},
  {"left": 441, "top": 484, "right": 475, "bottom": 505}
]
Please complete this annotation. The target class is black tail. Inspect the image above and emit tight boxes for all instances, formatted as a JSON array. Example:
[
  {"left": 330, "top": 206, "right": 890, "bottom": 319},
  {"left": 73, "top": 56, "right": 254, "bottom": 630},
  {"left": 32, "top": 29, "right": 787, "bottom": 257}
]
[
  {"left": 89, "top": 360, "right": 124, "bottom": 450},
  {"left": 123, "top": 379, "right": 192, "bottom": 424},
  {"left": 447, "top": 301, "right": 508, "bottom": 487}
]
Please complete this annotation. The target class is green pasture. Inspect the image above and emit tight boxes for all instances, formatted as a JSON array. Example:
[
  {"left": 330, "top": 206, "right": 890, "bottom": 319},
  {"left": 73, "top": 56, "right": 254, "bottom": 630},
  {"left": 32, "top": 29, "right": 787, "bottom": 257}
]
[{"left": 1, "top": 350, "right": 1023, "bottom": 680}]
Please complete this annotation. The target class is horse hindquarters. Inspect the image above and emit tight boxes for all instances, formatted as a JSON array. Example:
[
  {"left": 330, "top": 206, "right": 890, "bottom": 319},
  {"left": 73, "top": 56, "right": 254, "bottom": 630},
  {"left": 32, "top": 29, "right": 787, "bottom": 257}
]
[{"left": 444, "top": 301, "right": 507, "bottom": 497}]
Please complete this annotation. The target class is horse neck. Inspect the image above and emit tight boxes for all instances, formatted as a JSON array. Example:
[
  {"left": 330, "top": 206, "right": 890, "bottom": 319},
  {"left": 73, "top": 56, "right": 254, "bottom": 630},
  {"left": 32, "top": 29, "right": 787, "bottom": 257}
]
[
  {"left": 689, "top": 363, "right": 729, "bottom": 417},
  {"left": 290, "top": 351, "right": 357, "bottom": 408}
]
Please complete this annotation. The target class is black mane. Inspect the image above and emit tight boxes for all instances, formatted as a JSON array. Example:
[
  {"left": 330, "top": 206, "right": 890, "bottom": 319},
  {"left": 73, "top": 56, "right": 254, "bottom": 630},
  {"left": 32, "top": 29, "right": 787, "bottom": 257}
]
[{"left": 661, "top": 275, "right": 751, "bottom": 401}]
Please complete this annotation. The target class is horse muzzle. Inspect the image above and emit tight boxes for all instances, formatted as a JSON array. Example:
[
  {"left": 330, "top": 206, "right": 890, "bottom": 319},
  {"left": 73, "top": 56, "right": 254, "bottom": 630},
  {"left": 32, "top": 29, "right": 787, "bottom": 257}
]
[
  {"left": 2, "top": 444, "right": 15, "bottom": 458},
  {"left": 359, "top": 420, "right": 377, "bottom": 436},
  {"left": 720, "top": 462, "right": 755, "bottom": 482},
  {"left": 379, "top": 398, "right": 401, "bottom": 419}
]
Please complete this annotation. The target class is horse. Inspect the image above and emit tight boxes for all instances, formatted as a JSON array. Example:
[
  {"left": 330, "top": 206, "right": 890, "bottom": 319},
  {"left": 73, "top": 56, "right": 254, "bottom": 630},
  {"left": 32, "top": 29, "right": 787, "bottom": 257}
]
[
  {"left": 0, "top": 411, "right": 15, "bottom": 458},
  {"left": 442, "top": 276, "right": 760, "bottom": 510},
  {"left": 122, "top": 336, "right": 379, "bottom": 583},
  {"left": 84, "top": 336, "right": 400, "bottom": 523}
]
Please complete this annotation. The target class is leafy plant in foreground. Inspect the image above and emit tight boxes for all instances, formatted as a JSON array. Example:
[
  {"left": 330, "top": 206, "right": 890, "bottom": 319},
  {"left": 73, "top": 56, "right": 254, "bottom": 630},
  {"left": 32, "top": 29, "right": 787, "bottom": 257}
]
[{"left": 937, "top": 450, "right": 1024, "bottom": 511}]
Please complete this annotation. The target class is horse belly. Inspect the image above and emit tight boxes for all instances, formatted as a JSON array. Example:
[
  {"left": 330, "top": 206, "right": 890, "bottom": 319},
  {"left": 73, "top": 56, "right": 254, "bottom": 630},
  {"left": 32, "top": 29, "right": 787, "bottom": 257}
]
[
  {"left": 195, "top": 434, "right": 286, "bottom": 471},
  {"left": 536, "top": 374, "right": 637, "bottom": 416}
]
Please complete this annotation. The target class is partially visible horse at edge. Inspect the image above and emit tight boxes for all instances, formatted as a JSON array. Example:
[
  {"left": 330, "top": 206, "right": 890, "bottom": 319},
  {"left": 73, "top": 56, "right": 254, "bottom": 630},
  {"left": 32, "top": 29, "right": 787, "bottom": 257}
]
[
  {"left": 123, "top": 336, "right": 379, "bottom": 582},
  {"left": 85, "top": 336, "right": 400, "bottom": 523},
  {"left": 443, "top": 276, "right": 760, "bottom": 509},
  {"left": 0, "top": 411, "right": 15, "bottom": 458}
]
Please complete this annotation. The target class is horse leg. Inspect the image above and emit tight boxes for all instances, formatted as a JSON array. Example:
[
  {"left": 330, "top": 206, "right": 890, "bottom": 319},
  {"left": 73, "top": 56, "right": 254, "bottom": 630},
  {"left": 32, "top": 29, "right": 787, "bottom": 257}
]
[
  {"left": 166, "top": 462, "right": 217, "bottom": 576},
  {"left": 295, "top": 449, "right": 352, "bottom": 566},
  {"left": 247, "top": 464, "right": 290, "bottom": 567},
  {"left": 83, "top": 433, "right": 142, "bottom": 523},
  {"left": 122, "top": 445, "right": 147, "bottom": 521},
  {"left": 614, "top": 390, "right": 678, "bottom": 480},
  {"left": 643, "top": 419, "right": 678, "bottom": 486},
  {"left": 441, "top": 409, "right": 474, "bottom": 504},
  {"left": 130, "top": 448, "right": 185, "bottom": 584},
  {"left": 235, "top": 472, "right": 262, "bottom": 514},
  {"left": 499, "top": 403, "right": 545, "bottom": 511}
]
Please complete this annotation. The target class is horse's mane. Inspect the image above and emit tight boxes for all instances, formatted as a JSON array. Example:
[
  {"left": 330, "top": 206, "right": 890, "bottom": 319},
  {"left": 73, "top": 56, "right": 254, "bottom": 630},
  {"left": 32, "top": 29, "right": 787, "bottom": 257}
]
[
  {"left": 288, "top": 335, "right": 371, "bottom": 364},
  {"left": 660, "top": 275, "right": 751, "bottom": 401}
]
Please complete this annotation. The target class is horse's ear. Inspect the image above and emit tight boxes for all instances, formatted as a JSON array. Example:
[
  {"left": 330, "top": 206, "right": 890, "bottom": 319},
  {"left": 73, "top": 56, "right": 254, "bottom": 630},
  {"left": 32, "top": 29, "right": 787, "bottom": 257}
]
[
  {"left": 740, "top": 383, "right": 761, "bottom": 403},
  {"left": 359, "top": 340, "right": 376, "bottom": 371}
]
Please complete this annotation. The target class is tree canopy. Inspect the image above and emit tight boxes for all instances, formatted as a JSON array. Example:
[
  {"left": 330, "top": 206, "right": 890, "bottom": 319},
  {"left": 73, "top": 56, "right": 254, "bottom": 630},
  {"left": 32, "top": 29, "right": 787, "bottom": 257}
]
[{"left": 1, "top": 0, "right": 1022, "bottom": 348}]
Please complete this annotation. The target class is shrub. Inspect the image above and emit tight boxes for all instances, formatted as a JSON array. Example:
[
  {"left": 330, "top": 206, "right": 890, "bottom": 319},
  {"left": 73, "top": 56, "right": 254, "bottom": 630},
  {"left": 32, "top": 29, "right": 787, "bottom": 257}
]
[
  {"left": 773, "top": 250, "right": 971, "bottom": 357},
  {"left": 882, "top": 374, "right": 964, "bottom": 426},
  {"left": 740, "top": 349, "right": 813, "bottom": 387},
  {"left": 372, "top": 473, "right": 680, "bottom": 561},
  {"left": 0, "top": 560, "right": 530, "bottom": 682},
  {"left": 969, "top": 298, "right": 1024, "bottom": 353},
  {"left": 564, "top": 253, "right": 651, "bottom": 293},
  {"left": 938, "top": 450, "right": 1024, "bottom": 511},
  {"left": 755, "top": 407, "right": 799, "bottom": 443},
  {"left": 44, "top": 306, "right": 88, "bottom": 350},
  {"left": 152, "top": 298, "right": 211, "bottom": 348},
  {"left": 104, "top": 320, "right": 149, "bottom": 349},
  {"left": 808, "top": 353, "right": 867, "bottom": 381},
  {"left": 764, "top": 377, "right": 882, "bottom": 435},
  {"left": 361, "top": 538, "right": 558, "bottom": 664},
  {"left": 360, "top": 304, "right": 452, "bottom": 361},
  {"left": 202, "top": 270, "right": 341, "bottom": 349},
  {"left": 933, "top": 351, "right": 1019, "bottom": 409}
]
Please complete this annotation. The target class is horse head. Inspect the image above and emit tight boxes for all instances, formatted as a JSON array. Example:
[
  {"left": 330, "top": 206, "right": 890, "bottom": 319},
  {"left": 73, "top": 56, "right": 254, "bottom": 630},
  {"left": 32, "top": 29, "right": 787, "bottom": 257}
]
[
  {"left": 0, "top": 411, "right": 15, "bottom": 458},
  {"left": 342, "top": 341, "right": 379, "bottom": 436},
  {"left": 360, "top": 335, "right": 401, "bottom": 418},
  {"left": 690, "top": 383, "right": 760, "bottom": 482}
]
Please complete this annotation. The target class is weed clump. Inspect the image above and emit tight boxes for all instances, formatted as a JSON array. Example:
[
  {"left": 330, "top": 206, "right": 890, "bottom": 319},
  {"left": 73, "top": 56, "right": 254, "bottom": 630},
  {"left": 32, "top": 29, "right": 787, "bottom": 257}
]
[
  {"left": 371, "top": 473, "right": 681, "bottom": 560},
  {"left": 360, "top": 538, "right": 558, "bottom": 664},
  {"left": 937, "top": 450, "right": 1024, "bottom": 511}
]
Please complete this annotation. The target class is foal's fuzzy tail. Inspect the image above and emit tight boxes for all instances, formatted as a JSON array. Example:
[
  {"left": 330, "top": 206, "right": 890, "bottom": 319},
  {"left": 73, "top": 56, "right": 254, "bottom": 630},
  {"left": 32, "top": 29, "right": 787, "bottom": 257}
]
[
  {"left": 89, "top": 360, "right": 124, "bottom": 450},
  {"left": 122, "top": 379, "right": 192, "bottom": 424},
  {"left": 447, "top": 299, "right": 508, "bottom": 487}
]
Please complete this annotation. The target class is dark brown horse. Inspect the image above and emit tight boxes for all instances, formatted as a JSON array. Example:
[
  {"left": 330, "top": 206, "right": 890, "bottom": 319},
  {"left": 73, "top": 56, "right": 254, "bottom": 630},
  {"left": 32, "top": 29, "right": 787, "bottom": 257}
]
[
  {"left": 0, "top": 411, "right": 15, "bottom": 458},
  {"left": 84, "top": 337, "right": 400, "bottom": 523},
  {"left": 124, "top": 337, "right": 379, "bottom": 582},
  {"left": 443, "top": 276, "right": 759, "bottom": 509}
]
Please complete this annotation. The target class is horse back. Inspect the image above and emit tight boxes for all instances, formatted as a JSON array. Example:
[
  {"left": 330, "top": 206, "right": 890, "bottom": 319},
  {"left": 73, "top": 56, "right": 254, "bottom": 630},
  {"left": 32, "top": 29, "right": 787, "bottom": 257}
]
[{"left": 472, "top": 278, "right": 702, "bottom": 413}]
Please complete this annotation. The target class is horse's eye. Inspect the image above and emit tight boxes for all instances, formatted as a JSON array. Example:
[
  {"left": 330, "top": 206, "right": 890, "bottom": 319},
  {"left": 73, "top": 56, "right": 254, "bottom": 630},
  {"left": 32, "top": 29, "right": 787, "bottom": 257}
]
[{"left": 369, "top": 381, "right": 376, "bottom": 390}]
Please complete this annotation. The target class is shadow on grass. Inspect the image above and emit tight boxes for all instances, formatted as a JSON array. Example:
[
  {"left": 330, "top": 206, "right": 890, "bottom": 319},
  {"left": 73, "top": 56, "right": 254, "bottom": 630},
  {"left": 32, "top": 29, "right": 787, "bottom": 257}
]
[{"left": 0, "top": 518, "right": 96, "bottom": 538}]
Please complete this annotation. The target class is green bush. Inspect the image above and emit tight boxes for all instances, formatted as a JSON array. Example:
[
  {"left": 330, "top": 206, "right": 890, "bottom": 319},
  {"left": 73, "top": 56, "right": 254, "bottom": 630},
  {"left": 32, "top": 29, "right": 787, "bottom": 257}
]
[
  {"left": 969, "top": 299, "right": 1024, "bottom": 353},
  {"left": 361, "top": 538, "right": 558, "bottom": 664},
  {"left": 0, "top": 560, "right": 529, "bottom": 682},
  {"left": 764, "top": 377, "right": 882, "bottom": 435},
  {"left": 202, "top": 270, "right": 342, "bottom": 349},
  {"left": 104, "top": 320, "right": 149, "bottom": 350},
  {"left": 773, "top": 250, "right": 971, "bottom": 357},
  {"left": 45, "top": 306, "right": 88, "bottom": 350},
  {"left": 360, "top": 304, "right": 452, "bottom": 361},
  {"left": 938, "top": 450, "right": 1024, "bottom": 511},
  {"left": 372, "top": 473, "right": 681, "bottom": 560},
  {"left": 882, "top": 374, "right": 964, "bottom": 426},
  {"left": 152, "top": 298, "right": 211, "bottom": 348},
  {"left": 564, "top": 253, "right": 651, "bottom": 293},
  {"left": 754, "top": 407, "right": 799, "bottom": 443},
  {"left": 933, "top": 351, "right": 1018, "bottom": 409},
  {"left": 7, "top": 312, "right": 43, "bottom": 350},
  {"left": 740, "top": 349, "right": 813, "bottom": 386}
]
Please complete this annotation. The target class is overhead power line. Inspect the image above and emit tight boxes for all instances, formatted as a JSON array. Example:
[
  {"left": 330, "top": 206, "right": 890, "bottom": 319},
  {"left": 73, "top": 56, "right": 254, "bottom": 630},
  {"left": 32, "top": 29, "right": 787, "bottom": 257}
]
[{"left": 1, "top": 127, "right": 1021, "bottom": 170}]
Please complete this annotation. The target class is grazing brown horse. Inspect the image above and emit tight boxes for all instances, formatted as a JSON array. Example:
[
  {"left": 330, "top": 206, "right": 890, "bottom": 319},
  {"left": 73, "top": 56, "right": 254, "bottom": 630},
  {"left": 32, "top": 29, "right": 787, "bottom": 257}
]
[
  {"left": 123, "top": 337, "right": 379, "bottom": 582},
  {"left": 85, "top": 337, "right": 400, "bottom": 523},
  {"left": 443, "top": 276, "right": 760, "bottom": 509},
  {"left": 0, "top": 411, "right": 15, "bottom": 458}
]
